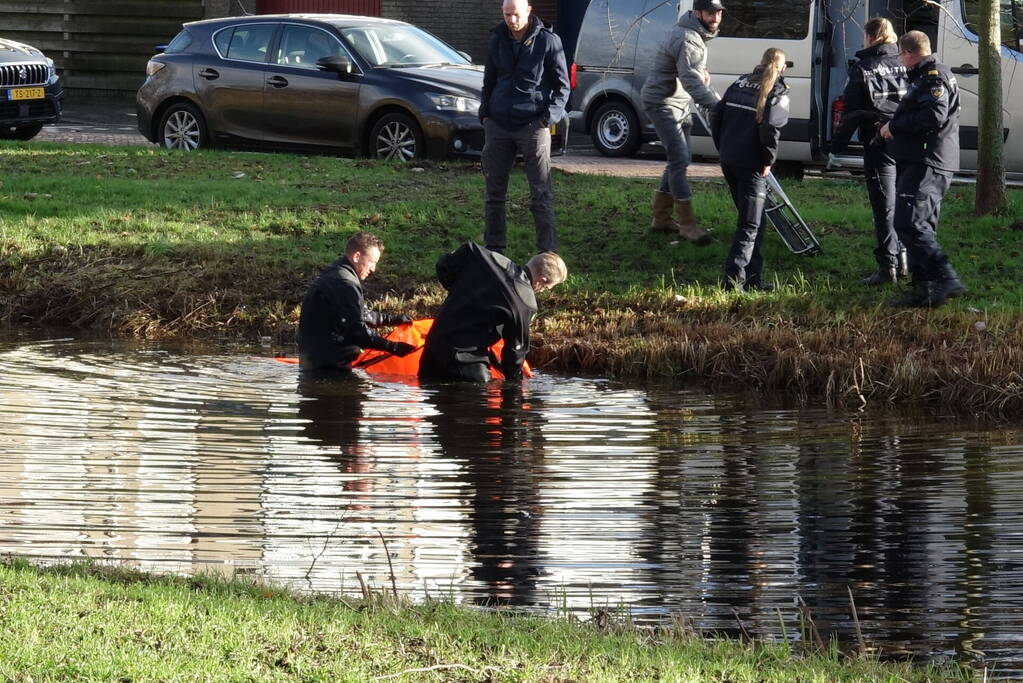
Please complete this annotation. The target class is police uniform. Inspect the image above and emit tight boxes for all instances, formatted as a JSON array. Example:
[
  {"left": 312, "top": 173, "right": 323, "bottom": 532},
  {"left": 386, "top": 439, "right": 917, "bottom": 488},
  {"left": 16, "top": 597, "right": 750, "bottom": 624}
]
[
  {"left": 710, "top": 68, "right": 790, "bottom": 290},
  {"left": 296, "top": 256, "right": 409, "bottom": 371},
  {"left": 887, "top": 54, "right": 965, "bottom": 307},
  {"left": 833, "top": 42, "right": 908, "bottom": 282},
  {"left": 419, "top": 242, "right": 537, "bottom": 382}
]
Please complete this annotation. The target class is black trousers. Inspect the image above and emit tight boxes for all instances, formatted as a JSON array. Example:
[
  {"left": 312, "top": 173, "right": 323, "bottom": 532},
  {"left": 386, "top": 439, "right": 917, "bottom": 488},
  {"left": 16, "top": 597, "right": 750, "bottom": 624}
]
[
  {"left": 722, "top": 164, "right": 768, "bottom": 286},
  {"left": 894, "top": 162, "right": 953, "bottom": 282},
  {"left": 864, "top": 144, "right": 900, "bottom": 269}
]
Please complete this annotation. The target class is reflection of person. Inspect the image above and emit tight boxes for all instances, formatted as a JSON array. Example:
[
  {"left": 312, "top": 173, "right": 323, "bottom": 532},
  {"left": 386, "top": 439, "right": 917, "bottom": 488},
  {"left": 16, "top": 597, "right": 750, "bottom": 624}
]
[
  {"left": 879, "top": 31, "right": 965, "bottom": 308},
  {"left": 419, "top": 244, "right": 566, "bottom": 382},
  {"left": 832, "top": 18, "right": 909, "bottom": 286},
  {"left": 479, "top": 0, "right": 570, "bottom": 254},
  {"left": 426, "top": 382, "right": 544, "bottom": 606},
  {"left": 711, "top": 48, "right": 789, "bottom": 292},
  {"left": 296, "top": 232, "right": 415, "bottom": 371},
  {"left": 639, "top": 0, "right": 722, "bottom": 245}
]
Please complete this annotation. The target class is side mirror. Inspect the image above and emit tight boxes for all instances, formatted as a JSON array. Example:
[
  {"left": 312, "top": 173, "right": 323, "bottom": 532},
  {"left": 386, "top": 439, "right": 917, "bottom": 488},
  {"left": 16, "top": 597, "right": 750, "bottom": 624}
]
[
  {"left": 456, "top": 50, "right": 472, "bottom": 63},
  {"left": 317, "top": 55, "right": 352, "bottom": 75}
]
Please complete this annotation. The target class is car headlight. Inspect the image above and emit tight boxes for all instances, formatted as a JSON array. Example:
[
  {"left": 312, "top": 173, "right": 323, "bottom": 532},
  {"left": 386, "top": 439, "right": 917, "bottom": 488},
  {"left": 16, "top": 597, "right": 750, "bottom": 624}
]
[
  {"left": 427, "top": 94, "right": 480, "bottom": 114},
  {"left": 146, "top": 60, "right": 166, "bottom": 77}
]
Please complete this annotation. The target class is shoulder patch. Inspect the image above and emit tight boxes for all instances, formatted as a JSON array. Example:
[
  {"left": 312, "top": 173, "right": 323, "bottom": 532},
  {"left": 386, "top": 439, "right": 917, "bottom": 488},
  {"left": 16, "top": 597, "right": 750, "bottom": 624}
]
[{"left": 931, "top": 86, "right": 945, "bottom": 98}]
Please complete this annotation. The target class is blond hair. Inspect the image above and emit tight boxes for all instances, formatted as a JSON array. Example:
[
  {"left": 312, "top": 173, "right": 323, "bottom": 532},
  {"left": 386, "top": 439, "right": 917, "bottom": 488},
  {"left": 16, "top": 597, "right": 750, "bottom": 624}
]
[
  {"left": 865, "top": 17, "right": 897, "bottom": 45},
  {"left": 755, "top": 48, "right": 786, "bottom": 124},
  {"left": 526, "top": 252, "right": 568, "bottom": 288},
  {"left": 899, "top": 30, "right": 932, "bottom": 55}
]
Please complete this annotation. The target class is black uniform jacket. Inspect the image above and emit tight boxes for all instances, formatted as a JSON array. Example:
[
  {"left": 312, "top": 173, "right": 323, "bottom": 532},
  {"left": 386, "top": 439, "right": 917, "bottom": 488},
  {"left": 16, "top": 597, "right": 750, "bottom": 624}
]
[
  {"left": 479, "top": 15, "right": 570, "bottom": 130},
  {"left": 296, "top": 256, "right": 392, "bottom": 366},
  {"left": 711, "top": 69, "right": 790, "bottom": 169},
  {"left": 422, "top": 242, "right": 538, "bottom": 378},
  {"left": 888, "top": 55, "right": 961, "bottom": 172},
  {"left": 833, "top": 42, "right": 908, "bottom": 153}
]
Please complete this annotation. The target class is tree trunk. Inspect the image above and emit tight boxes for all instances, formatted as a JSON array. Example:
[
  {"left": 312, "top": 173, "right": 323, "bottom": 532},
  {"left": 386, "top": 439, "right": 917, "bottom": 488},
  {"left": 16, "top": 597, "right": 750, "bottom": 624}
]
[{"left": 975, "top": 0, "right": 1008, "bottom": 215}]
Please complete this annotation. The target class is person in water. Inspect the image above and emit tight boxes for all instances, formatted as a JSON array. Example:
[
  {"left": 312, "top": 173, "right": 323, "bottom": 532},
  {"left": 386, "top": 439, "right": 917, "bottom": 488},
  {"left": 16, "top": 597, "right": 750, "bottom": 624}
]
[
  {"left": 296, "top": 232, "right": 415, "bottom": 371},
  {"left": 419, "top": 244, "right": 567, "bottom": 382}
]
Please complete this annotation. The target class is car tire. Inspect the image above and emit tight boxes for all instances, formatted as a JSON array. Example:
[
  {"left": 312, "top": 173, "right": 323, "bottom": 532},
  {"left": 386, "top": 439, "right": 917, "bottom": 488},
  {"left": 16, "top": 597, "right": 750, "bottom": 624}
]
[
  {"left": 591, "top": 101, "right": 641, "bottom": 157},
  {"left": 158, "top": 102, "right": 208, "bottom": 151},
  {"left": 0, "top": 123, "right": 44, "bottom": 141},
  {"left": 368, "top": 112, "right": 423, "bottom": 161}
]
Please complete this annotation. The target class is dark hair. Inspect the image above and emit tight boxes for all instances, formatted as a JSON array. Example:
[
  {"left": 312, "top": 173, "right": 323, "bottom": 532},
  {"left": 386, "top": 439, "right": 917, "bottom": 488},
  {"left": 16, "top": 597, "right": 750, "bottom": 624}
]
[{"left": 345, "top": 232, "right": 384, "bottom": 257}]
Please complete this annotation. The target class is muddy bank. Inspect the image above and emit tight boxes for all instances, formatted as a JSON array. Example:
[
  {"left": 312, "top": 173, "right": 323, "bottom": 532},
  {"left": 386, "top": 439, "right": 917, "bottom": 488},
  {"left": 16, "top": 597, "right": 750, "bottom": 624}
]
[{"left": 4, "top": 247, "right": 1020, "bottom": 417}]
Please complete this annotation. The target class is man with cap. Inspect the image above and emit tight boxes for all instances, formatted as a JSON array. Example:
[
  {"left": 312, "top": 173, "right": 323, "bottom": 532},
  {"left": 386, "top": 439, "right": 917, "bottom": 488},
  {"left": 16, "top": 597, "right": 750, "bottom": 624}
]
[
  {"left": 879, "top": 30, "right": 965, "bottom": 308},
  {"left": 639, "top": 0, "right": 724, "bottom": 245}
]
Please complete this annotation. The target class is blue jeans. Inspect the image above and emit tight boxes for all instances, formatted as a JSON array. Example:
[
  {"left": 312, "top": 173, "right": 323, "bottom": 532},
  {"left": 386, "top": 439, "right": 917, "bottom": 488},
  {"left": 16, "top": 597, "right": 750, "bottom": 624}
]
[{"left": 646, "top": 104, "right": 692, "bottom": 200}]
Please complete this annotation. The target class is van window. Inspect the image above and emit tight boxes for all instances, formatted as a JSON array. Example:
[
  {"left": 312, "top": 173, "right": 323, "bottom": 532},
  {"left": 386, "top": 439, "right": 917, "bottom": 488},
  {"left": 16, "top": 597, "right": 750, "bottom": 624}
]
[
  {"left": 717, "top": 0, "right": 811, "bottom": 40},
  {"left": 962, "top": 0, "right": 1023, "bottom": 52}
]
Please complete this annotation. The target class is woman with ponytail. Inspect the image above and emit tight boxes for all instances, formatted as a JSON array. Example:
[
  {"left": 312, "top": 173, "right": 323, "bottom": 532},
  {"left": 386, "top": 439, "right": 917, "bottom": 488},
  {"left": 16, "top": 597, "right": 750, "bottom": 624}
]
[{"left": 710, "top": 48, "right": 790, "bottom": 292}]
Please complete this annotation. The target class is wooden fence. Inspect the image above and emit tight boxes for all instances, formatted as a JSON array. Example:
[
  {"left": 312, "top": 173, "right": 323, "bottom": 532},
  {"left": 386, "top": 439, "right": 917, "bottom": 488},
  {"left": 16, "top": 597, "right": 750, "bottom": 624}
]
[{"left": 0, "top": 0, "right": 206, "bottom": 97}]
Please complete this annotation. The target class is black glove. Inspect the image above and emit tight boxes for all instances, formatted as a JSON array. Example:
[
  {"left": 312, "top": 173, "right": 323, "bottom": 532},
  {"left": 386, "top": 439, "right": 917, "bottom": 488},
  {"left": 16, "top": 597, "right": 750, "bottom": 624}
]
[
  {"left": 385, "top": 341, "right": 416, "bottom": 357},
  {"left": 381, "top": 313, "right": 413, "bottom": 326}
]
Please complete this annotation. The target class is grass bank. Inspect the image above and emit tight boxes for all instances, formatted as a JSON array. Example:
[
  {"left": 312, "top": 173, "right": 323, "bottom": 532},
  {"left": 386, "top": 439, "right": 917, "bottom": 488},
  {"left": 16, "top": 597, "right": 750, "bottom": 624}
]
[
  {"left": 0, "top": 559, "right": 968, "bottom": 681},
  {"left": 2, "top": 142, "right": 1022, "bottom": 414}
]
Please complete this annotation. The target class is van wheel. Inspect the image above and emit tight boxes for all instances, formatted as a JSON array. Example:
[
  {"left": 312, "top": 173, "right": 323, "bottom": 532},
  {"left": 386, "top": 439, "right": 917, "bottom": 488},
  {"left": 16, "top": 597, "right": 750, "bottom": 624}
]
[
  {"left": 591, "top": 101, "right": 640, "bottom": 157},
  {"left": 0, "top": 123, "right": 44, "bottom": 140},
  {"left": 158, "top": 103, "right": 208, "bottom": 151}
]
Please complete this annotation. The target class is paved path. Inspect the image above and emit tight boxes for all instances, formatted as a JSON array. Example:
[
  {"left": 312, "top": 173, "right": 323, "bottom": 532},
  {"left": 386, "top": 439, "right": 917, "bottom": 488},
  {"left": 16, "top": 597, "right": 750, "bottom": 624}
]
[{"left": 34, "top": 100, "right": 723, "bottom": 179}]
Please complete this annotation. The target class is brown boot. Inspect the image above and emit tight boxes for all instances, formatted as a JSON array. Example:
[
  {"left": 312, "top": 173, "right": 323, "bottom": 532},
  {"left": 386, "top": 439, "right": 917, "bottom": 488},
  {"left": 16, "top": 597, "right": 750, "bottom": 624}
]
[
  {"left": 674, "top": 199, "right": 713, "bottom": 246},
  {"left": 650, "top": 191, "right": 681, "bottom": 233}
]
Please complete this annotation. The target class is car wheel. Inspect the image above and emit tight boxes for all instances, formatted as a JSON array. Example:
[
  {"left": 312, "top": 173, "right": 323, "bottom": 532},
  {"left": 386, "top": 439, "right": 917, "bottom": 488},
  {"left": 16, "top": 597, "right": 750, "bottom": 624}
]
[
  {"left": 591, "top": 101, "right": 640, "bottom": 157},
  {"left": 158, "top": 102, "right": 208, "bottom": 151},
  {"left": 368, "top": 113, "right": 423, "bottom": 161},
  {"left": 0, "top": 123, "right": 44, "bottom": 141}
]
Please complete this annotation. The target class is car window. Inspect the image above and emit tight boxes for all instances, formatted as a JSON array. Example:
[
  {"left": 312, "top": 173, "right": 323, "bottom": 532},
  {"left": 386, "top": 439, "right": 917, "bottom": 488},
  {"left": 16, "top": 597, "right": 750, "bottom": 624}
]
[
  {"left": 717, "top": 0, "right": 811, "bottom": 40},
  {"left": 214, "top": 27, "right": 233, "bottom": 57},
  {"left": 339, "top": 25, "right": 468, "bottom": 67},
  {"left": 275, "top": 25, "right": 345, "bottom": 68},
  {"left": 164, "top": 29, "right": 193, "bottom": 54},
  {"left": 224, "top": 24, "right": 275, "bottom": 62}
]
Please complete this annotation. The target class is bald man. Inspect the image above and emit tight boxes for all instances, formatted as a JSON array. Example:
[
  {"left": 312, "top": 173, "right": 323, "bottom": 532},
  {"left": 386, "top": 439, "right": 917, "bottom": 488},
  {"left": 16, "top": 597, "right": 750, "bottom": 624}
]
[{"left": 479, "top": 0, "right": 570, "bottom": 255}]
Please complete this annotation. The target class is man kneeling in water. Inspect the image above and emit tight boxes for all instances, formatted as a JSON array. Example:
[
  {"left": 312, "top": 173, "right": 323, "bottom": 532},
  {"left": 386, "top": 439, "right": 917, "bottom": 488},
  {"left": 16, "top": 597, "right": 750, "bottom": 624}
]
[
  {"left": 419, "top": 245, "right": 567, "bottom": 382},
  {"left": 297, "top": 232, "right": 415, "bottom": 371}
]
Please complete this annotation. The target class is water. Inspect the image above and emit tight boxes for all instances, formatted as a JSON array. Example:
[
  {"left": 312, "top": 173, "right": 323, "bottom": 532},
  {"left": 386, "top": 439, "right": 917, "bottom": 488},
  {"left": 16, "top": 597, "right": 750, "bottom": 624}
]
[{"left": 2, "top": 337, "right": 1022, "bottom": 673}]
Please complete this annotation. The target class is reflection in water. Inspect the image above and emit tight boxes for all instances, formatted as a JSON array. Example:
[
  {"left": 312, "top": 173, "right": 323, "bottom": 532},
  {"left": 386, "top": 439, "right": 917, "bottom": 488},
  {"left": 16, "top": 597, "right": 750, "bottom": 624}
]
[{"left": 3, "top": 338, "right": 1023, "bottom": 672}]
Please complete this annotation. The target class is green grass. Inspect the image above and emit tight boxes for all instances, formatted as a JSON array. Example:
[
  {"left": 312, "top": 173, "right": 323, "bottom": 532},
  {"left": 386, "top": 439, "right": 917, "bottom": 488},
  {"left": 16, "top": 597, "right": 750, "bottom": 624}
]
[
  {"left": 2, "top": 141, "right": 1022, "bottom": 414},
  {"left": 0, "top": 559, "right": 970, "bottom": 681}
]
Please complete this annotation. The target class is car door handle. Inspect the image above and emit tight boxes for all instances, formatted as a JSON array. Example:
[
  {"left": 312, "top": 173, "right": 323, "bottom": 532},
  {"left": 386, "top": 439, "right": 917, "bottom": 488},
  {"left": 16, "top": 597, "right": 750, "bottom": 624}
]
[
  {"left": 952, "top": 64, "right": 979, "bottom": 75},
  {"left": 198, "top": 68, "right": 219, "bottom": 80},
  {"left": 267, "top": 75, "right": 289, "bottom": 88}
]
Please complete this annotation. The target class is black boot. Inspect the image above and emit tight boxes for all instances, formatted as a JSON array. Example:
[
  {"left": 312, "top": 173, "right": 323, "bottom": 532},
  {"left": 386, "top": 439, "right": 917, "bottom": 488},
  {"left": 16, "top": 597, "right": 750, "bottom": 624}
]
[
  {"left": 891, "top": 281, "right": 929, "bottom": 308},
  {"left": 923, "top": 269, "right": 966, "bottom": 308},
  {"left": 862, "top": 266, "right": 898, "bottom": 286}
]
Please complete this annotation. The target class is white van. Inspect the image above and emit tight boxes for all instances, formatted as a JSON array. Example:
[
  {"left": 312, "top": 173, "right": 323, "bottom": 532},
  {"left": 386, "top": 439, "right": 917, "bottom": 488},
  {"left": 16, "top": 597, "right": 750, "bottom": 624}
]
[{"left": 567, "top": 0, "right": 1023, "bottom": 175}]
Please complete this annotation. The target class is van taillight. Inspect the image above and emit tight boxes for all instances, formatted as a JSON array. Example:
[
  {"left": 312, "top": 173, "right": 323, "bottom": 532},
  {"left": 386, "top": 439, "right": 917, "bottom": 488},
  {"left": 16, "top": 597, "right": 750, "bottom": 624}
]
[
  {"left": 831, "top": 96, "right": 844, "bottom": 131},
  {"left": 569, "top": 62, "right": 577, "bottom": 90}
]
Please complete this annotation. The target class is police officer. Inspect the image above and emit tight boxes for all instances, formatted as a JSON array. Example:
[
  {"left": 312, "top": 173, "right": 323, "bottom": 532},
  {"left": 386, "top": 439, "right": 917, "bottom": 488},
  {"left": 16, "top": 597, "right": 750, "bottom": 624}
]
[
  {"left": 296, "top": 232, "right": 415, "bottom": 371},
  {"left": 879, "top": 30, "right": 966, "bottom": 308},
  {"left": 832, "top": 17, "right": 908, "bottom": 286},
  {"left": 711, "top": 48, "right": 790, "bottom": 292},
  {"left": 419, "top": 245, "right": 567, "bottom": 382}
]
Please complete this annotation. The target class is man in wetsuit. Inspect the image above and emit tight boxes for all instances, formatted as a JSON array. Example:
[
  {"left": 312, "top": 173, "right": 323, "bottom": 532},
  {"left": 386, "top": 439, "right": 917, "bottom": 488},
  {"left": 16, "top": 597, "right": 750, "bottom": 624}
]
[
  {"left": 419, "top": 245, "right": 567, "bottom": 382},
  {"left": 296, "top": 232, "right": 415, "bottom": 371}
]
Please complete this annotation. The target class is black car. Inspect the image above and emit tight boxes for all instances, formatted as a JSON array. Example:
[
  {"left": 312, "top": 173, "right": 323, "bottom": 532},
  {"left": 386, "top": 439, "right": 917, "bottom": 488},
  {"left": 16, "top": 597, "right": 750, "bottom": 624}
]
[
  {"left": 136, "top": 14, "right": 487, "bottom": 160},
  {"left": 0, "top": 37, "right": 63, "bottom": 140}
]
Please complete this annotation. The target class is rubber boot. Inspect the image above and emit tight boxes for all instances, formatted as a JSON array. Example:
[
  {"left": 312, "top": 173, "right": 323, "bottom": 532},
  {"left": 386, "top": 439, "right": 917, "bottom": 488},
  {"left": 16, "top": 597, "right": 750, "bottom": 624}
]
[
  {"left": 862, "top": 266, "right": 898, "bottom": 286},
  {"left": 650, "top": 191, "right": 680, "bottom": 233},
  {"left": 924, "top": 265, "right": 967, "bottom": 308},
  {"left": 674, "top": 199, "right": 713, "bottom": 246}
]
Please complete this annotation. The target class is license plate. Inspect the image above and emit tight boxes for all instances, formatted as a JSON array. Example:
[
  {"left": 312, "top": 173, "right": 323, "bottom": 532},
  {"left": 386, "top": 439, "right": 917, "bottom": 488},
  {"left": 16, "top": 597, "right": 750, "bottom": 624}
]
[{"left": 8, "top": 87, "right": 44, "bottom": 101}]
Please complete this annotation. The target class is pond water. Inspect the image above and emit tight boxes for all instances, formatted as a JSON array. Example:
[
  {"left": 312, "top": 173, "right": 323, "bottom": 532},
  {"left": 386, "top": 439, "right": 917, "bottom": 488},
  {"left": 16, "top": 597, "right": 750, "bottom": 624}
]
[{"left": 2, "top": 337, "right": 1022, "bottom": 673}]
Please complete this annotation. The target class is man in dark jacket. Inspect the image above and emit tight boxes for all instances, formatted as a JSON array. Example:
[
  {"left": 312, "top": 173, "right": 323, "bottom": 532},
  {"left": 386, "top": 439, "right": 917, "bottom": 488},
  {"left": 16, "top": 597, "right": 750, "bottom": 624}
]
[
  {"left": 297, "top": 232, "right": 415, "bottom": 371},
  {"left": 832, "top": 17, "right": 909, "bottom": 286},
  {"left": 479, "top": 0, "right": 570, "bottom": 255},
  {"left": 879, "top": 30, "right": 965, "bottom": 308},
  {"left": 419, "top": 245, "right": 567, "bottom": 382}
]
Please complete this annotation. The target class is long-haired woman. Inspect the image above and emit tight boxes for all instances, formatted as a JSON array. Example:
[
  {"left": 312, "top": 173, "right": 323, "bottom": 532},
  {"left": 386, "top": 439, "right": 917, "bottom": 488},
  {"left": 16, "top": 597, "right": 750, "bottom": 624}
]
[{"left": 710, "top": 47, "right": 790, "bottom": 291}]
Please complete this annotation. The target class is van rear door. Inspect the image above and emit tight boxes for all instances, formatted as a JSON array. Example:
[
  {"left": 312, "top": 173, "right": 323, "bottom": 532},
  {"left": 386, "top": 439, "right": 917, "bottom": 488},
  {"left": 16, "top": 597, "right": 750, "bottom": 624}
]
[{"left": 688, "top": 0, "right": 820, "bottom": 165}]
